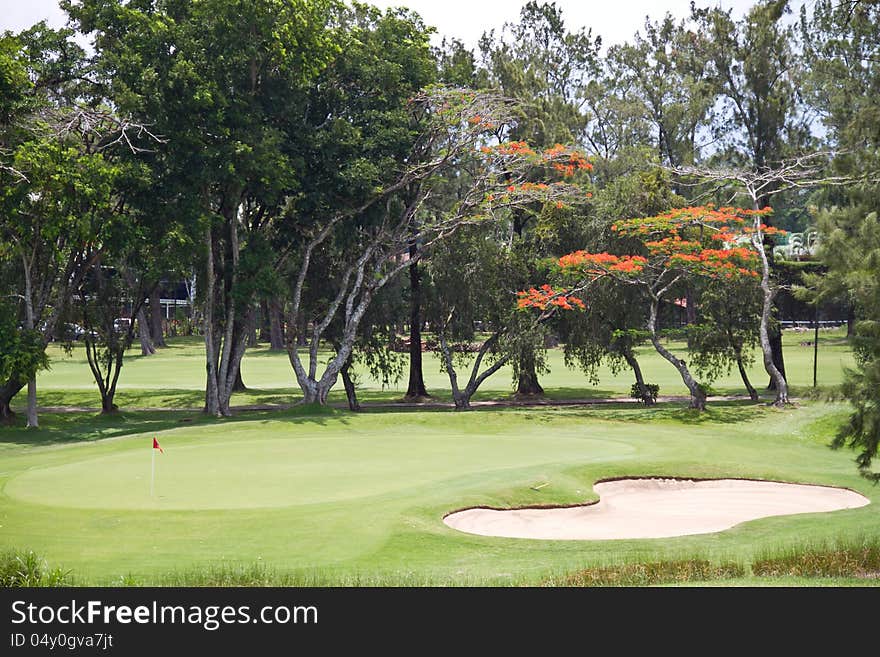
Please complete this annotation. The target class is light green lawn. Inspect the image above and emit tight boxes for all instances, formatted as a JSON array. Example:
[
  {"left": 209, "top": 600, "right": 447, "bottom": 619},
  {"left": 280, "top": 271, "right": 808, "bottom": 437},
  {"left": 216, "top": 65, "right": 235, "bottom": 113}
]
[
  {"left": 0, "top": 400, "right": 876, "bottom": 585},
  {"left": 22, "top": 327, "right": 854, "bottom": 410},
  {"left": 1, "top": 327, "right": 870, "bottom": 585}
]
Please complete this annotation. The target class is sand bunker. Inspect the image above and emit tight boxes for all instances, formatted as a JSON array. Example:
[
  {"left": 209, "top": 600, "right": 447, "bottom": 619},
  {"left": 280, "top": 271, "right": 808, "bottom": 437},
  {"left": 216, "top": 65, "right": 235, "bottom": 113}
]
[{"left": 443, "top": 478, "right": 870, "bottom": 540}]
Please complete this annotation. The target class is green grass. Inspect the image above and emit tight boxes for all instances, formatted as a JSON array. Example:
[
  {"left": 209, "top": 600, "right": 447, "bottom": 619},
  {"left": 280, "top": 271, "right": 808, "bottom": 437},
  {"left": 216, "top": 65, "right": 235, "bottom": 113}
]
[
  {"left": 1, "top": 399, "right": 877, "bottom": 585},
  {"left": 0, "top": 327, "right": 870, "bottom": 586},
  {"left": 18, "top": 328, "right": 855, "bottom": 411}
]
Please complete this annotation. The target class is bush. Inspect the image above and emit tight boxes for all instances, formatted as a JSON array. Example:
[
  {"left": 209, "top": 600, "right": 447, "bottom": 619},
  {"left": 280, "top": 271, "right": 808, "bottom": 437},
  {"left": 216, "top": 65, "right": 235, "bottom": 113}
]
[
  {"left": 631, "top": 382, "right": 659, "bottom": 404},
  {"left": 0, "top": 549, "right": 71, "bottom": 587},
  {"left": 697, "top": 382, "right": 717, "bottom": 397}
]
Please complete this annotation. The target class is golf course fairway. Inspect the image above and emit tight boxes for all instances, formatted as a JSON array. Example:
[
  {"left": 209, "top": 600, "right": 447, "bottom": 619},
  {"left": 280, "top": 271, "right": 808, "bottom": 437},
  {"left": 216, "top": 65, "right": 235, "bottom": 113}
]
[{"left": 1, "top": 403, "right": 877, "bottom": 584}]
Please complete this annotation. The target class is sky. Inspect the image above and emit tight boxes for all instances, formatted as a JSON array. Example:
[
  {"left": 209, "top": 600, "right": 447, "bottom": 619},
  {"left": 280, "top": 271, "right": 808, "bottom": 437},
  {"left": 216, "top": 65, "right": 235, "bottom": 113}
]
[{"left": 1, "top": 0, "right": 799, "bottom": 51}]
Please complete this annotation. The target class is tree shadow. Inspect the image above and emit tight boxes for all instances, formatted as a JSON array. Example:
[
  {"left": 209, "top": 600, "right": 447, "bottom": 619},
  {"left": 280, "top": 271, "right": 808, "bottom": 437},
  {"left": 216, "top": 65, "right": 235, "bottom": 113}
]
[
  {"left": 559, "top": 399, "right": 771, "bottom": 425},
  {"left": 0, "top": 410, "right": 204, "bottom": 446},
  {"left": 0, "top": 404, "right": 348, "bottom": 447}
]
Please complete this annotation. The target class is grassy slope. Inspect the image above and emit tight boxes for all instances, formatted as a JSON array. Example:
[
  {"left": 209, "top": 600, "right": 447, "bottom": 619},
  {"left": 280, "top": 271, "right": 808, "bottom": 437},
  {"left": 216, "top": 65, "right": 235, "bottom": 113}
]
[
  {"left": 19, "top": 328, "right": 853, "bottom": 409},
  {"left": 0, "top": 400, "right": 876, "bottom": 585}
]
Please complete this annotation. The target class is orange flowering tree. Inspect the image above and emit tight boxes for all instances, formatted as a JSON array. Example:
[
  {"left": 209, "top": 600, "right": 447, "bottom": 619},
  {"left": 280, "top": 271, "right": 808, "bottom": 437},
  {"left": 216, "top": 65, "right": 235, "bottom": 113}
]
[
  {"left": 423, "top": 138, "right": 591, "bottom": 409},
  {"left": 519, "top": 205, "right": 771, "bottom": 410},
  {"left": 288, "top": 87, "right": 590, "bottom": 406}
]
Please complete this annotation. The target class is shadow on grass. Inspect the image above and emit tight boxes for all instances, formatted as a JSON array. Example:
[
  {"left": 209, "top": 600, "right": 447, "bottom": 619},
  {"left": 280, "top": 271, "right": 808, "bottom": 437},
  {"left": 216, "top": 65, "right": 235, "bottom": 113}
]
[
  {"left": 0, "top": 403, "right": 350, "bottom": 447},
  {"left": 554, "top": 399, "right": 771, "bottom": 425},
  {"left": 469, "top": 386, "right": 625, "bottom": 402},
  {"left": 0, "top": 411, "right": 202, "bottom": 446},
  {"left": 2, "top": 387, "right": 778, "bottom": 446}
]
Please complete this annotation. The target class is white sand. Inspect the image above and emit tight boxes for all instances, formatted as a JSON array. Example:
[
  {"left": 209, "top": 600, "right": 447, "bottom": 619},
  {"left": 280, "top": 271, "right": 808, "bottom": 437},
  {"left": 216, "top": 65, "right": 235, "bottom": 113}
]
[{"left": 443, "top": 478, "right": 870, "bottom": 540}]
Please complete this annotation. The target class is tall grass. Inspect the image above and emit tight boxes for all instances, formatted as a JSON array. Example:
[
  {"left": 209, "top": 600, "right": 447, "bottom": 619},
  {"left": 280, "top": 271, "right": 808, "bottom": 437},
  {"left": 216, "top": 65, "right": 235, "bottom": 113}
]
[
  {"left": 752, "top": 537, "right": 880, "bottom": 578},
  {"left": 546, "top": 559, "right": 745, "bottom": 587},
  {"left": 122, "top": 563, "right": 495, "bottom": 587},
  {"left": 0, "top": 549, "right": 71, "bottom": 587},
  {"left": 10, "top": 540, "right": 880, "bottom": 587}
]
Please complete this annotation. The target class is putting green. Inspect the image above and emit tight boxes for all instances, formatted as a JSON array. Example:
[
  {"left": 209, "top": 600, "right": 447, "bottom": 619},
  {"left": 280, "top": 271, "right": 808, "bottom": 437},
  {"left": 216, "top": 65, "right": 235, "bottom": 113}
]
[{"left": 4, "top": 421, "right": 630, "bottom": 510}]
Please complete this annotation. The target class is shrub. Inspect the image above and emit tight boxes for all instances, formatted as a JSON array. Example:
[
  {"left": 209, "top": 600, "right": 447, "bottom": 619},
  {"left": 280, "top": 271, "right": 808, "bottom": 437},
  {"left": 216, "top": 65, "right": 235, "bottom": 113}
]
[
  {"left": 631, "top": 382, "right": 659, "bottom": 404},
  {"left": 697, "top": 382, "right": 717, "bottom": 397}
]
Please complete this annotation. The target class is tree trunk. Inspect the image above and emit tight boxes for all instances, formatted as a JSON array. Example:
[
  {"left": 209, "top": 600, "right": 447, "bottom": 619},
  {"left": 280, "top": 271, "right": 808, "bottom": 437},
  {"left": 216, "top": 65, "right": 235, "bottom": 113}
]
[
  {"left": 847, "top": 305, "right": 855, "bottom": 338},
  {"left": 269, "top": 299, "right": 285, "bottom": 351},
  {"left": 685, "top": 285, "right": 697, "bottom": 348},
  {"left": 259, "top": 298, "right": 270, "bottom": 342},
  {"left": 736, "top": 352, "right": 759, "bottom": 401},
  {"left": 452, "top": 391, "right": 472, "bottom": 410},
  {"left": 204, "top": 223, "right": 221, "bottom": 417},
  {"left": 246, "top": 313, "right": 257, "bottom": 348},
  {"left": 101, "top": 395, "right": 119, "bottom": 414},
  {"left": 212, "top": 211, "right": 251, "bottom": 418},
  {"left": 232, "top": 368, "right": 247, "bottom": 392},
  {"left": 439, "top": 331, "right": 469, "bottom": 410},
  {"left": 137, "top": 307, "right": 156, "bottom": 356},
  {"left": 300, "top": 379, "right": 333, "bottom": 405},
  {"left": 26, "top": 377, "right": 38, "bottom": 428},
  {"left": 340, "top": 354, "right": 360, "bottom": 411},
  {"left": 648, "top": 297, "right": 706, "bottom": 410},
  {"left": 754, "top": 235, "right": 788, "bottom": 406},
  {"left": 297, "top": 316, "right": 308, "bottom": 347},
  {"left": 438, "top": 329, "right": 508, "bottom": 411},
  {"left": 150, "top": 287, "right": 166, "bottom": 348},
  {"left": 0, "top": 398, "right": 15, "bottom": 423},
  {"left": 726, "top": 327, "right": 759, "bottom": 402},
  {"left": 766, "top": 324, "right": 787, "bottom": 390},
  {"left": 623, "top": 349, "right": 654, "bottom": 406},
  {"left": 100, "top": 346, "right": 127, "bottom": 415},
  {"left": 0, "top": 378, "right": 25, "bottom": 424},
  {"left": 405, "top": 257, "right": 429, "bottom": 399},
  {"left": 22, "top": 261, "right": 39, "bottom": 427},
  {"left": 516, "top": 347, "right": 544, "bottom": 396}
]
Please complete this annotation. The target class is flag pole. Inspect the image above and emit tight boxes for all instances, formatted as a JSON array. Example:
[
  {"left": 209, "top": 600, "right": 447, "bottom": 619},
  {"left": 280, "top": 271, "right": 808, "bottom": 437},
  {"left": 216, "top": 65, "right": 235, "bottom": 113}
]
[{"left": 150, "top": 445, "right": 155, "bottom": 497}]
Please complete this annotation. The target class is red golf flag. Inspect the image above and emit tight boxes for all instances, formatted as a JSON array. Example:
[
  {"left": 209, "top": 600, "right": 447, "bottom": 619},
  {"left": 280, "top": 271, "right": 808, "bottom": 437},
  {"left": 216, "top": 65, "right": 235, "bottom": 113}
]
[{"left": 152, "top": 437, "right": 164, "bottom": 453}]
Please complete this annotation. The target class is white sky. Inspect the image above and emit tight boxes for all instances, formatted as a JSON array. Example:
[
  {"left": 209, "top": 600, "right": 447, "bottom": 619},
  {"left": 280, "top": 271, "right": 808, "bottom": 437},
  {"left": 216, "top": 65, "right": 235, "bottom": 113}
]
[
  {"left": 368, "top": 0, "right": 757, "bottom": 49},
  {"left": 2, "top": 0, "right": 807, "bottom": 50}
]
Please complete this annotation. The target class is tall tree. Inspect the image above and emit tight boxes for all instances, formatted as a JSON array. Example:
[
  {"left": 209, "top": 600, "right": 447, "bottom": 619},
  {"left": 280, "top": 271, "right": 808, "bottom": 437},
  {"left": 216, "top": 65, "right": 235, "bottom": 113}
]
[
  {"left": 558, "top": 165, "right": 685, "bottom": 403},
  {"left": 693, "top": 0, "right": 811, "bottom": 388},
  {"left": 687, "top": 275, "right": 762, "bottom": 401},
  {"left": 523, "top": 206, "right": 766, "bottom": 410},
  {"left": 66, "top": 0, "right": 342, "bottom": 416},
  {"left": 0, "top": 24, "right": 156, "bottom": 424},
  {"left": 284, "top": 89, "right": 587, "bottom": 405},
  {"left": 608, "top": 13, "right": 715, "bottom": 168},
  {"left": 400, "top": 37, "right": 482, "bottom": 401},
  {"left": 277, "top": 4, "right": 437, "bottom": 405},
  {"left": 478, "top": 1, "right": 601, "bottom": 395},
  {"left": 798, "top": 0, "right": 880, "bottom": 478}
]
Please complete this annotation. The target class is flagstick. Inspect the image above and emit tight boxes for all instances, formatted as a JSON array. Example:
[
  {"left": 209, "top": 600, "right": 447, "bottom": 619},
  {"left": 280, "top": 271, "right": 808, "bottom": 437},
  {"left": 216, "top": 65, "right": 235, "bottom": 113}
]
[{"left": 150, "top": 447, "right": 155, "bottom": 497}]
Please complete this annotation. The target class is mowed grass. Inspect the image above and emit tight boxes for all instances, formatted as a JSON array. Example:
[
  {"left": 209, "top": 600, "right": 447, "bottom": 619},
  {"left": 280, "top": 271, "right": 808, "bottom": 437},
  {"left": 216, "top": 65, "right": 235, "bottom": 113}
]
[
  {"left": 1, "top": 327, "right": 870, "bottom": 585},
  {"left": 20, "top": 327, "right": 855, "bottom": 410},
  {"left": 0, "top": 399, "right": 877, "bottom": 585}
]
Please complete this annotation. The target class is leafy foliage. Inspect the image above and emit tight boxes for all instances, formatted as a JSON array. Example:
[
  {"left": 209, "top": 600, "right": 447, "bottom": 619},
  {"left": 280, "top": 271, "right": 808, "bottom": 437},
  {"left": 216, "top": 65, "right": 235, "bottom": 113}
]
[
  {"left": 630, "top": 382, "right": 659, "bottom": 404},
  {"left": 0, "top": 302, "right": 49, "bottom": 384}
]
